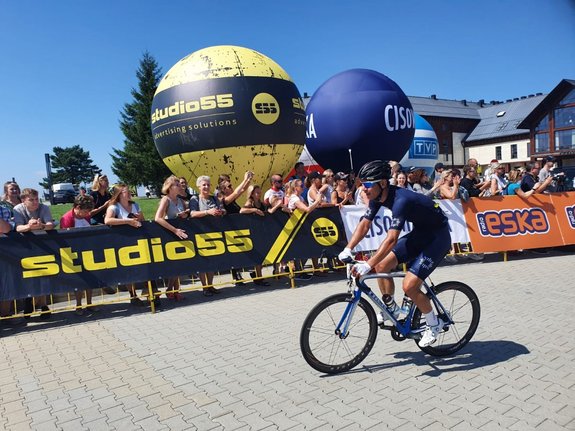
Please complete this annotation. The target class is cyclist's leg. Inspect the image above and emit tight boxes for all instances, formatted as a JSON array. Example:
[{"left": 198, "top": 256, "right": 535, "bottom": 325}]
[
  {"left": 403, "top": 273, "right": 431, "bottom": 313},
  {"left": 373, "top": 252, "right": 398, "bottom": 296},
  {"left": 402, "top": 224, "right": 451, "bottom": 314}
]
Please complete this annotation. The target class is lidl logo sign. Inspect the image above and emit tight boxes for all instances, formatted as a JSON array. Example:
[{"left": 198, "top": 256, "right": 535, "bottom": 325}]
[{"left": 476, "top": 208, "right": 549, "bottom": 237}]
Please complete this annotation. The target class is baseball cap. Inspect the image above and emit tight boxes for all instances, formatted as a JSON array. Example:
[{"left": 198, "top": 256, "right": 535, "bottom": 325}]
[
  {"left": 434, "top": 162, "right": 445, "bottom": 170},
  {"left": 334, "top": 172, "right": 349, "bottom": 181},
  {"left": 308, "top": 171, "right": 324, "bottom": 180},
  {"left": 545, "top": 156, "right": 556, "bottom": 163}
]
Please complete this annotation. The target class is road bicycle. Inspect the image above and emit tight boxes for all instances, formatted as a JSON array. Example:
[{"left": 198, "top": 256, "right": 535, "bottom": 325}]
[{"left": 300, "top": 265, "right": 480, "bottom": 374}]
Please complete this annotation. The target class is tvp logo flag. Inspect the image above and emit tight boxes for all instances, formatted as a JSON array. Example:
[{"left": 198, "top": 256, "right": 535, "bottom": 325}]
[{"left": 463, "top": 195, "right": 566, "bottom": 253}]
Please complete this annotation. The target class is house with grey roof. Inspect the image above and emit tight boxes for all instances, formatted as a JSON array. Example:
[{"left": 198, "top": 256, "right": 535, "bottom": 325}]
[
  {"left": 463, "top": 94, "right": 546, "bottom": 168},
  {"left": 409, "top": 80, "right": 574, "bottom": 170}
]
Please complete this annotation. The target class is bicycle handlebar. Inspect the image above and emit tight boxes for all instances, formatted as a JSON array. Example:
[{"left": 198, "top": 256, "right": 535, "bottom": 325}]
[{"left": 344, "top": 259, "right": 406, "bottom": 285}]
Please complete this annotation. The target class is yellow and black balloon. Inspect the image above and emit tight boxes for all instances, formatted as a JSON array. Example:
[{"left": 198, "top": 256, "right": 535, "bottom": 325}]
[{"left": 151, "top": 45, "right": 306, "bottom": 189}]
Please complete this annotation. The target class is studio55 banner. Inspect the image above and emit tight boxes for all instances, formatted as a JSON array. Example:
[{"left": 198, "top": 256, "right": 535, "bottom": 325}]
[{"left": 0, "top": 208, "right": 346, "bottom": 301}]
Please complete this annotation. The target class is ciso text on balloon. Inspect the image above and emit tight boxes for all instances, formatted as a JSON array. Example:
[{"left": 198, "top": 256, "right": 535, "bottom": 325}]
[{"left": 384, "top": 105, "right": 414, "bottom": 132}]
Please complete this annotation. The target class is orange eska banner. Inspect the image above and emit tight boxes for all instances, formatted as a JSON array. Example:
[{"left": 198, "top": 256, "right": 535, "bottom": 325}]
[
  {"left": 550, "top": 192, "right": 575, "bottom": 245},
  {"left": 462, "top": 192, "right": 575, "bottom": 253}
]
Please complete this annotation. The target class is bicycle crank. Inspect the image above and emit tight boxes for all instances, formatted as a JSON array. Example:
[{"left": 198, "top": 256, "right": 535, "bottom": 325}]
[{"left": 390, "top": 327, "right": 407, "bottom": 341}]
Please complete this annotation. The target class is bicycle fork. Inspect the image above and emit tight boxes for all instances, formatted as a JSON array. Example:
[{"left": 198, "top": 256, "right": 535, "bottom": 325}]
[
  {"left": 335, "top": 289, "right": 362, "bottom": 339},
  {"left": 426, "top": 286, "right": 454, "bottom": 326}
]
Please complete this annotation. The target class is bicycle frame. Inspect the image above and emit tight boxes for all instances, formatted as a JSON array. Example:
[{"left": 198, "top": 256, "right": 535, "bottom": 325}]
[{"left": 337, "top": 272, "right": 454, "bottom": 339}]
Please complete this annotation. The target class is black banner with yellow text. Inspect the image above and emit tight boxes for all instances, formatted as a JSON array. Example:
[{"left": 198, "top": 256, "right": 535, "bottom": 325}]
[{"left": 0, "top": 208, "right": 346, "bottom": 300}]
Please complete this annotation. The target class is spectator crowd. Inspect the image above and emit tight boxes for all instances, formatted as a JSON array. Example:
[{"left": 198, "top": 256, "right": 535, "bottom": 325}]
[{"left": 0, "top": 155, "right": 567, "bottom": 325}]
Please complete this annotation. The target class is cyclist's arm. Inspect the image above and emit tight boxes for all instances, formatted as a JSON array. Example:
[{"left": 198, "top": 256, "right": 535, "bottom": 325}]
[
  {"left": 366, "top": 228, "right": 399, "bottom": 269},
  {"left": 346, "top": 217, "right": 372, "bottom": 250}
]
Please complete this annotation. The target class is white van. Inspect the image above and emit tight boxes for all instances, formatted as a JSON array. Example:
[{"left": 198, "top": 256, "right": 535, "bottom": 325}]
[{"left": 52, "top": 183, "right": 76, "bottom": 193}]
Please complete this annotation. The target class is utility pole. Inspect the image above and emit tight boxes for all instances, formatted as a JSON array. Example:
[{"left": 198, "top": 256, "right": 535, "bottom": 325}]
[{"left": 45, "top": 153, "right": 54, "bottom": 205}]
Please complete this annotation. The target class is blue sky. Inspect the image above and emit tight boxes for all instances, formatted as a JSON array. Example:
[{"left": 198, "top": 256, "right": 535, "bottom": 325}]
[{"left": 1, "top": 0, "right": 574, "bottom": 190}]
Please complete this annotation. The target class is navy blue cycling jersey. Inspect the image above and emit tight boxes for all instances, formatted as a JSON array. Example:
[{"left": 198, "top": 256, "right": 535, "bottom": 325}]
[{"left": 363, "top": 185, "right": 447, "bottom": 230}]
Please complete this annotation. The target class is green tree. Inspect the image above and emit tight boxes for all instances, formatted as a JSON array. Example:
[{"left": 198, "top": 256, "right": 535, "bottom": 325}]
[
  {"left": 40, "top": 145, "right": 100, "bottom": 189},
  {"left": 111, "top": 52, "right": 171, "bottom": 193}
]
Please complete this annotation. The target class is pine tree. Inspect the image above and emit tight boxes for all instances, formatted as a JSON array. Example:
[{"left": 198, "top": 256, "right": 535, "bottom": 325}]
[
  {"left": 40, "top": 145, "right": 100, "bottom": 188},
  {"left": 111, "top": 52, "right": 171, "bottom": 193}
]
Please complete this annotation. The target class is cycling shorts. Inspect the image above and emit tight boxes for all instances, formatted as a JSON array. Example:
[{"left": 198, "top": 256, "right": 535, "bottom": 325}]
[{"left": 391, "top": 223, "right": 451, "bottom": 280}]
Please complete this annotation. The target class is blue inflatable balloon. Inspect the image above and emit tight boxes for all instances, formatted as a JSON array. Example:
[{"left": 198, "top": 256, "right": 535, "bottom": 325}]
[
  {"left": 306, "top": 69, "right": 415, "bottom": 172},
  {"left": 399, "top": 114, "right": 439, "bottom": 174}
]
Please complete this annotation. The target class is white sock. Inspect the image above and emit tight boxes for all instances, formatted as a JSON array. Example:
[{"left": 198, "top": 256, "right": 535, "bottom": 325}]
[{"left": 424, "top": 312, "right": 438, "bottom": 327}]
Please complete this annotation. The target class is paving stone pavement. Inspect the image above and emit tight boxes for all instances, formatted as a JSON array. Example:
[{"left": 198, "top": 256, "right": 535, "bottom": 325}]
[{"left": 1, "top": 251, "right": 574, "bottom": 430}]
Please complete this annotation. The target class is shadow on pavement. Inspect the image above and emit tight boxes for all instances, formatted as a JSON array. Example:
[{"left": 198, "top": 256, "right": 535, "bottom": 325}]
[
  {"left": 412, "top": 339, "right": 530, "bottom": 376},
  {"left": 330, "top": 339, "right": 529, "bottom": 377}
]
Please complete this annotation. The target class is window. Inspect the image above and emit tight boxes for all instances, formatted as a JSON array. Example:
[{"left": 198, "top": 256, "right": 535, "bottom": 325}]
[
  {"left": 559, "top": 88, "right": 575, "bottom": 106},
  {"left": 554, "top": 106, "right": 575, "bottom": 129},
  {"left": 555, "top": 129, "right": 575, "bottom": 150},
  {"left": 532, "top": 86, "right": 575, "bottom": 154},
  {"left": 510, "top": 144, "right": 517, "bottom": 159},
  {"left": 495, "top": 146, "right": 502, "bottom": 160},
  {"left": 535, "top": 133, "right": 550, "bottom": 153},
  {"left": 535, "top": 115, "right": 549, "bottom": 132}
]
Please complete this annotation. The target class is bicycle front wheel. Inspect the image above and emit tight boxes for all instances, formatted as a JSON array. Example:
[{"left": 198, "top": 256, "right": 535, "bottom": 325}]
[
  {"left": 300, "top": 293, "right": 378, "bottom": 374},
  {"left": 414, "top": 282, "right": 480, "bottom": 356}
]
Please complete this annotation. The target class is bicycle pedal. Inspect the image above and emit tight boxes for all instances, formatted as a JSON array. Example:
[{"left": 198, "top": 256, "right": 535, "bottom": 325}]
[{"left": 379, "top": 324, "right": 394, "bottom": 331}]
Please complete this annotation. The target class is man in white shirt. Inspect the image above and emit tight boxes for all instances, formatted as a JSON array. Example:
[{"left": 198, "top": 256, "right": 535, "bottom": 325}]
[{"left": 263, "top": 174, "right": 285, "bottom": 208}]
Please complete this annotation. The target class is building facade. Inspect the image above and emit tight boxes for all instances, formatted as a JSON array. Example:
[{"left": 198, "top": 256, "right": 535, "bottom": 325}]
[{"left": 519, "top": 79, "right": 575, "bottom": 168}]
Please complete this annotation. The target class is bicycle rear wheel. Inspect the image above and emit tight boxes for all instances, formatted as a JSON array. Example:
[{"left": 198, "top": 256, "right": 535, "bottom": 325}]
[
  {"left": 414, "top": 282, "right": 480, "bottom": 356},
  {"left": 300, "top": 293, "right": 378, "bottom": 374}
]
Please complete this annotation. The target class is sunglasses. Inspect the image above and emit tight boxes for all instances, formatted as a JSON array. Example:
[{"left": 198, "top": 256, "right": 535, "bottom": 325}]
[{"left": 361, "top": 181, "right": 376, "bottom": 188}]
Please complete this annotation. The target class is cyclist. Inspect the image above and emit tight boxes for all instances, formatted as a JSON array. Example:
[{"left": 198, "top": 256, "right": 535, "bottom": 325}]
[{"left": 338, "top": 160, "right": 451, "bottom": 347}]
